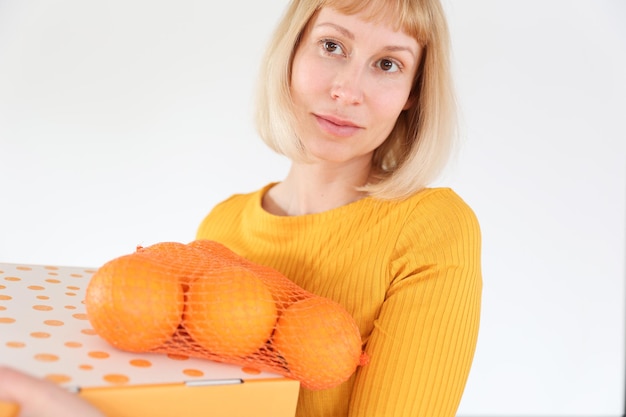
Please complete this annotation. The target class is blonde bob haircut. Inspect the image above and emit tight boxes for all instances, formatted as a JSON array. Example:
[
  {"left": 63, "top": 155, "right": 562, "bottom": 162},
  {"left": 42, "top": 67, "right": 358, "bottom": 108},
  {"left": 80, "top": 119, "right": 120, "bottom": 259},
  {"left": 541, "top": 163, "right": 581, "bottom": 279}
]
[{"left": 255, "top": 0, "right": 457, "bottom": 200}]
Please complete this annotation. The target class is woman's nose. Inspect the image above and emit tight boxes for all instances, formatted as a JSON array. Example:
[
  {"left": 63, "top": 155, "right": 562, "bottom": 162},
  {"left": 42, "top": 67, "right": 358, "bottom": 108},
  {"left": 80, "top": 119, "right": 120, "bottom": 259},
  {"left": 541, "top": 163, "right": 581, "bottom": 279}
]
[{"left": 329, "top": 64, "right": 365, "bottom": 105}]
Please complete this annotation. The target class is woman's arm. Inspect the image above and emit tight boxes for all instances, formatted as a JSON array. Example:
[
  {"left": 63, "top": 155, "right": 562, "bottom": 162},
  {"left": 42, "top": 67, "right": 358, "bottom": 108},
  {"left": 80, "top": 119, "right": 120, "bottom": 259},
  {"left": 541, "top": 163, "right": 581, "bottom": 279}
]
[{"left": 349, "top": 196, "right": 482, "bottom": 416}]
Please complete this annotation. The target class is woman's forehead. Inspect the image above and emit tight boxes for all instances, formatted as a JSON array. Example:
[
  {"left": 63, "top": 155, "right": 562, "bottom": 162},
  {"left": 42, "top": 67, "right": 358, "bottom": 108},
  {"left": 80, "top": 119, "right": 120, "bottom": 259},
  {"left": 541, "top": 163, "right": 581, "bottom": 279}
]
[
  {"left": 317, "top": 0, "right": 431, "bottom": 43},
  {"left": 310, "top": 7, "right": 422, "bottom": 54}
]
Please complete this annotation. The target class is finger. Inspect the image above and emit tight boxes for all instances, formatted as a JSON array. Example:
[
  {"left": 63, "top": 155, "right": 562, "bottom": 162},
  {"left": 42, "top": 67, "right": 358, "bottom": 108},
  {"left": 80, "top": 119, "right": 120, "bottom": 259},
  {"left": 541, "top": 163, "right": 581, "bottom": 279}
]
[
  {"left": 0, "top": 401, "right": 19, "bottom": 417},
  {"left": 0, "top": 367, "right": 105, "bottom": 417}
]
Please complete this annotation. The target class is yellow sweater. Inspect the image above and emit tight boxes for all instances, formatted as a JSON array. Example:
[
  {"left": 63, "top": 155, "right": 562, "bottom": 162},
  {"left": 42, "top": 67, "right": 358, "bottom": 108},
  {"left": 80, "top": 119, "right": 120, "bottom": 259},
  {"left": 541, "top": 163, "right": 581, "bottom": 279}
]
[{"left": 196, "top": 184, "right": 482, "bottom": 417}]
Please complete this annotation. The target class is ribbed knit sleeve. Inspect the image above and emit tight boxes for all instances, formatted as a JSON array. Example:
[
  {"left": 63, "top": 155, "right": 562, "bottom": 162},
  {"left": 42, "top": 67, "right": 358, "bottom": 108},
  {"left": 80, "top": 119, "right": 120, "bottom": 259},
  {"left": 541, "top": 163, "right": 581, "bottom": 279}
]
[
  {"left": 348, "top": 190, "right": 482, "bottom": 417},
  {"left": 196, "top": 186, "right": 482, "bottom": 417}
]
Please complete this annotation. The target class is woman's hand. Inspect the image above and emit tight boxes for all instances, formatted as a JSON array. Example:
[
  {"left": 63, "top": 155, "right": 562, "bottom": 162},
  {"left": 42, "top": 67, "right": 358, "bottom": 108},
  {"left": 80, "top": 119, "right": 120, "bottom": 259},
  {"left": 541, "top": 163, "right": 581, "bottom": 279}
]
[{"left": 0, "top": 366, "right": 105, "bottom": 417}]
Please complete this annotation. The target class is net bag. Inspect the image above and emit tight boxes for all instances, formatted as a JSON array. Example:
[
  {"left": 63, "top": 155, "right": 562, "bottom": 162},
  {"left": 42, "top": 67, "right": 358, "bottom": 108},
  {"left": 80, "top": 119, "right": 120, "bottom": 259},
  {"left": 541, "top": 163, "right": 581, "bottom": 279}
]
[{"left": 85, "top": 240, "right": 369, "bottom": 390}]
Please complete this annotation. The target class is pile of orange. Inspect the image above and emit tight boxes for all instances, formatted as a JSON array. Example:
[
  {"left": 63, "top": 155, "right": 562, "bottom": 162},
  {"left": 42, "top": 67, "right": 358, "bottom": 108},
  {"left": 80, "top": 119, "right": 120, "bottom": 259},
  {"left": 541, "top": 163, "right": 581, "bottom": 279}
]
[{"left": 85, "top": 240, "right": 367, "bottom": 390}]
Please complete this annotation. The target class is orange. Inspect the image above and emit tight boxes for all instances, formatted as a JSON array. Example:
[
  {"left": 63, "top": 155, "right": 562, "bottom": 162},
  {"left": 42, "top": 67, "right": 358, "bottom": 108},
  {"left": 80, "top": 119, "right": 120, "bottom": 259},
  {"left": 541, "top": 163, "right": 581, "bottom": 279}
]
[
  {"left": 183, "top": 264, "right": 277, "bottom": 358},
  {"left": 189, "top": 239, "right": 311, "bottom": 311},
  {"left": 272, "top": 297, "right": 364, "bottom": 390},
  {"left": 85, "top": 254, "right": 185, "bottom": 352},
  {"left": 242, "top": 262, "right": 312, "bottom": 312},
  {"left": 136, "top": 241, "right": 209, "bottom": 285},
  {"left": 187, "top": 239, "right": 241, "bottom": 266}
]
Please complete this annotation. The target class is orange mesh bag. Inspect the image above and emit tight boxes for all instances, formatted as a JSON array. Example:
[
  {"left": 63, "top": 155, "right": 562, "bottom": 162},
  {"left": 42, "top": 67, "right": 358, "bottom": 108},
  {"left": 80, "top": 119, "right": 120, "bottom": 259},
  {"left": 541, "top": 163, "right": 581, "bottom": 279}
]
[{"left": 85, "top": 240, "right": 369, "bottom": 390}]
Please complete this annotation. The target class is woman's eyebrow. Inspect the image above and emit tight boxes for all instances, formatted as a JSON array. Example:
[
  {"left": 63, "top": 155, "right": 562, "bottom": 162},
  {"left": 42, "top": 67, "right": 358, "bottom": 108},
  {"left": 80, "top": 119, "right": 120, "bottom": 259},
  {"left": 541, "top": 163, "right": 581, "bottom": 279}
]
[
  {"left": 314, "top": 22, "right": 355, "bottom": 40},
  {"left": 383, "top": 45, "right": 418, "bottom": 60}
]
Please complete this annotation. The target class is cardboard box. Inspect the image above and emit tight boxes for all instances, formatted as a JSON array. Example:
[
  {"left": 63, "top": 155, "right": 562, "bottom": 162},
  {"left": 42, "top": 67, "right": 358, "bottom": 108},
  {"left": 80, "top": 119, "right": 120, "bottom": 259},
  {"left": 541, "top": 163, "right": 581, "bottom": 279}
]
[{"left": 0, "top": 262, "right": 299, "bottom": 417}]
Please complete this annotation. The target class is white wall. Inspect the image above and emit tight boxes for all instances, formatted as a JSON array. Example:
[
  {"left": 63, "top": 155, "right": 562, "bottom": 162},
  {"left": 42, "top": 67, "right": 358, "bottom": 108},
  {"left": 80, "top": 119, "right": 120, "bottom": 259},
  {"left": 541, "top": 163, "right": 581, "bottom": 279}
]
[
  {"left": 444, "top": 1, "right": 626, "bottom": 415},
  {"left": 1, "top": 1, "right": 624, "bottom": 415}
]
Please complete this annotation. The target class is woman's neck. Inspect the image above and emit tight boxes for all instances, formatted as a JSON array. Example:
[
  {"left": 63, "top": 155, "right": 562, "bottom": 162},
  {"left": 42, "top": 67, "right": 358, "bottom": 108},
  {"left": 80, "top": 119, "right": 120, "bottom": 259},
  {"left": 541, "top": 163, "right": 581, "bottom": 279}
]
[{"left": 263, "top": 161, "right": 372, "bottom": 216}]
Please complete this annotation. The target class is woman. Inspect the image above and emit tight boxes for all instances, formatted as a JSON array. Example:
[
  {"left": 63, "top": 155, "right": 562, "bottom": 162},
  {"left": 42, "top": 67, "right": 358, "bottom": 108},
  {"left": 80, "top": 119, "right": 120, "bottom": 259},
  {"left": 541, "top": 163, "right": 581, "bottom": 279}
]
[
  {"left": 0, "top": 0, "right": 481, "bottom": 416},
  {"left": 196, "top": 1, "right": 481, "bottom": 416}
]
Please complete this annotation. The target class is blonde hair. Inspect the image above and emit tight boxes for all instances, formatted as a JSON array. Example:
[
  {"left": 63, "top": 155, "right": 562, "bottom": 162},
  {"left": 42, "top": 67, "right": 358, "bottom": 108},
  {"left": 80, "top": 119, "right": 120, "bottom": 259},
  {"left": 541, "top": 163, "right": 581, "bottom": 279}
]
[{"left": 255, "top": 0, "right": 457, "bottom": 200}]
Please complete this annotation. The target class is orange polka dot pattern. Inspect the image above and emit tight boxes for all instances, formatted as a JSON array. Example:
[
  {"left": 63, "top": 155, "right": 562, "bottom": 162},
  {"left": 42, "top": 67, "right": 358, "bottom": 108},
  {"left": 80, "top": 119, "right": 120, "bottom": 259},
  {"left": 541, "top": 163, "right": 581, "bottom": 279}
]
[{"left": 0, "top": 263, "right": 281, "bottom": 390}]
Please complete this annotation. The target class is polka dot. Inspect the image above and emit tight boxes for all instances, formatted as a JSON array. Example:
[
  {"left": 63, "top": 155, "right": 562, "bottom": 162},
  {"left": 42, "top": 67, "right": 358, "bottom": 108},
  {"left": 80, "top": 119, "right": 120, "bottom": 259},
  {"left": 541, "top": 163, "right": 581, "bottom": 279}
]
[
  {"left": 85, "top": 269, "right": 97, "bottom": 274},
  {"left": 0, "top": 264, "right": 281, "bottom": 391},
  {"left": 103, "top": 374, "right": 129, "bottom": 385},
  {"left": 242, "top": 367, "right": 262, "bottom": 375},
  {"left": 35, "top": 353, "right": 59, "bottom": 362},
  {"left": 88, "top": 351, "right": 110, "bottom": 359},
  {"left": 129, "top": 359, "right": 152, "bottom": 368},
  {"left": 16, "top": 266, "right": 32, "bottom": 271},
  {"left": 44, "top": 266, "right": 59, "bottom": 270},
  {"left": 45, "top": 374, "right": 72, "bottom": 384},
  {"left": 183, "top": 369, "right": 204, "bottom": 377}
]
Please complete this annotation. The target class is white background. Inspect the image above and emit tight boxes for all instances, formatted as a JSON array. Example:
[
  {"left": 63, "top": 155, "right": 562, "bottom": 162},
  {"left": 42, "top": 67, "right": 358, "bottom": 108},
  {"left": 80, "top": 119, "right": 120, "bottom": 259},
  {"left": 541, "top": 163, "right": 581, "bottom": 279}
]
[{"left": 1, "top": 0, "right": 624, "bottom": 415}]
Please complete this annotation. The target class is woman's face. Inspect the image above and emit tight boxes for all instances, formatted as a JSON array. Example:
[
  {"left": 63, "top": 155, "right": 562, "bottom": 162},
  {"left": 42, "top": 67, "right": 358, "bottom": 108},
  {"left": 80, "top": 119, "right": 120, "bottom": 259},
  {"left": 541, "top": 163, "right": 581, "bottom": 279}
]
[{"left": 290, "top": 6, "right": 421, "bottom": 167}]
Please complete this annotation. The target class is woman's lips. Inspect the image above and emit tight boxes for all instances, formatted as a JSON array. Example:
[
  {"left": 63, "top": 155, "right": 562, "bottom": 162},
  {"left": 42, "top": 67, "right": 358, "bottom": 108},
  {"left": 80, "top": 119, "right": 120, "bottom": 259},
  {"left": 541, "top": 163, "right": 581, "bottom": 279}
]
[{"left": 314, "top": 114, "right": 363, "bottom": 137}]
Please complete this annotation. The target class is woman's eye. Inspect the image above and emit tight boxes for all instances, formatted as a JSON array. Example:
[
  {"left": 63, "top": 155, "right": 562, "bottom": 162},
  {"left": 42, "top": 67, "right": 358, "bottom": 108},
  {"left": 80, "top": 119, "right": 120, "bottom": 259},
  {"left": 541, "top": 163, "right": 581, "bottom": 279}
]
[
  {"left": 322, "top": 40, "right": 343, "bottom": 55},
  {"left": 377, "top": 58, "right": 400, "bottom": 73}
]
